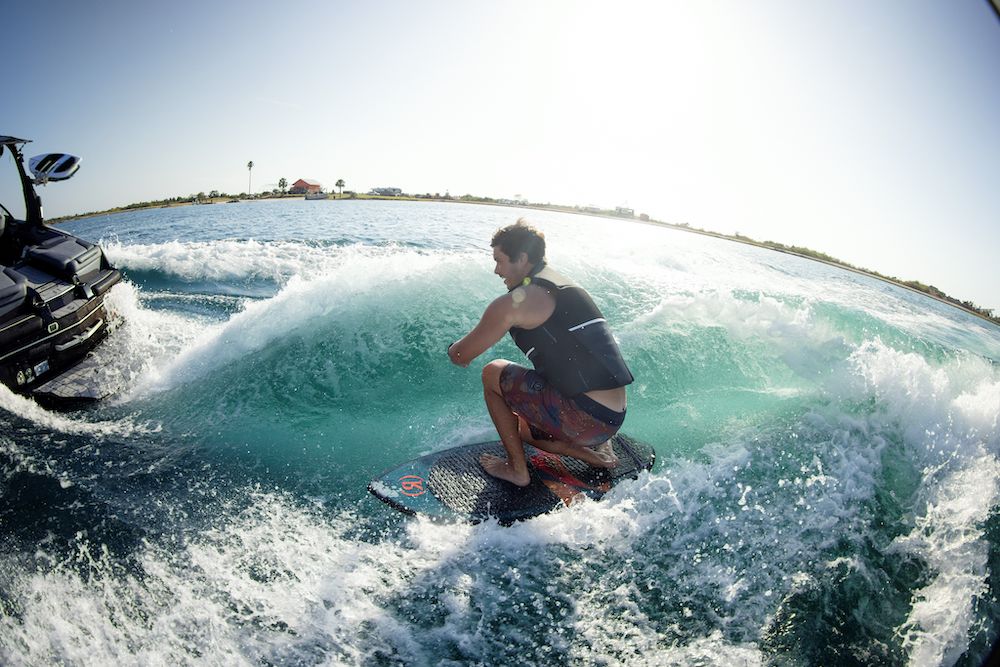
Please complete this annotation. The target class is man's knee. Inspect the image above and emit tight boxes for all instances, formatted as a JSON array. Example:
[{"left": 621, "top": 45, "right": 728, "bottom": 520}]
[{"left": 482, "top": 359, "right": 509, "bottom": 392}]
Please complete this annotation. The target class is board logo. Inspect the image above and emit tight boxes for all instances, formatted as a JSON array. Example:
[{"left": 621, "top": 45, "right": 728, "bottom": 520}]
[{"left": 399, "top": 474, "right": 426, "bottom": 497}]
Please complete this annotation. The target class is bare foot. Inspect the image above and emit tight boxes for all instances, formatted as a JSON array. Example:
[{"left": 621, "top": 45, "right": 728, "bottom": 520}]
[
  {"left": 588, "top": 441, "right": 619, "bottom": 468},
  {"left": 480, "top": 454, "right": 531, "bottom": 487}
]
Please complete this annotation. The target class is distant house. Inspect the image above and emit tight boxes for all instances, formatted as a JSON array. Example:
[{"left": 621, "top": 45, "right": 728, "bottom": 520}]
[
  {"left": 369, "top": 187, "right": 403, "bottom": 196},
  {"left": 290, "top": 179, "right": 322, "bottom": 194}
]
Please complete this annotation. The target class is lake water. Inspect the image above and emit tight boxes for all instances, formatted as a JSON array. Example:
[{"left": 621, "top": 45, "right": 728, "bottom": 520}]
[{"left": 1, "top": 199, "right": 998, "bottom": 665}]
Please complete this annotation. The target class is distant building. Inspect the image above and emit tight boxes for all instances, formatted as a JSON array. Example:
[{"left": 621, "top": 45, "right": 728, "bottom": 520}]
[
  {"left": 290, "top": 179, "right": 322, "bottom": 194},
  {"left": 369, "top": 187, "right": 403, "bottom": 196}
]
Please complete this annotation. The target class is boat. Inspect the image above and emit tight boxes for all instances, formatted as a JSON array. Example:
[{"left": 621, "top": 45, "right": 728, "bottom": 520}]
[
  {"left": 304, "top": 191, "right": 329, "bottom": 200},
  {"left": 0, "top": 135, "right": 122, "bottom": 406}
]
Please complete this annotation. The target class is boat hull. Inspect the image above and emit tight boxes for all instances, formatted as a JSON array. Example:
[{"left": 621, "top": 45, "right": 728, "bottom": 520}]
[
  {"left": 0, "top": 267, "right": 122, "bottom": 402},
  {"left": 1, "top": 135, "right": 125, "bottom": 406}
]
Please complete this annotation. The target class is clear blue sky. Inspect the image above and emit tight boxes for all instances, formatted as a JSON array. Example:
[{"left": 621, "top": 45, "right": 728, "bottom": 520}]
[{"left": 3, "top": 1, "right": 999, "bottom": 310}]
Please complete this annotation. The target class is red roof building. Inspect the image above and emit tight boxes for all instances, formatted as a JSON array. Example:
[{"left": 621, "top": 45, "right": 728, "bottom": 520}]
[{"left": 290, "top": 179, "right": 322, "bottom": 194}]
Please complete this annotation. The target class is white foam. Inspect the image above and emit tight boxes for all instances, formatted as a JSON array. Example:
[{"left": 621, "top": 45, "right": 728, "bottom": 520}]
[
  {"left": 893, "top": 457, "right": 999, "bottom": 666},
  {"left": 847, "top": 340, "right": 1000, "bottom": 664},
  {"left": 636, "top": 289, "right": 840, "bottom": 348},
  {"left": 59, "top": 282, "right": 208, "bottom": 410},
  {"left": 0, "top": 383, "right": 150, "bottom": 439},
  {"left": 625, "top": 288, "right": 849, "bottom": 396},
  {"left": 848, "top": 340, "right": 1000, "bottom": 461},
  {"left": 0, "top": 490, "right": 475, "bottom": 665},
  {"left": 103, "top": 239, "right": 343, "bottom": 283}
]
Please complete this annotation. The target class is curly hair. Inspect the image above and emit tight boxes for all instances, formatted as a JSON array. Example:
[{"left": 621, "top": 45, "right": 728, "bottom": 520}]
[{"left": 490, "top": 218, "right": 546, "bottom": 265}]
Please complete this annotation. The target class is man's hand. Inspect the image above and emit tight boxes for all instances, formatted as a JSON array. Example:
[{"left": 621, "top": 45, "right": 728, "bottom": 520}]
[{"left": 448, "top": 342, "right": 469, "bottom": 367}]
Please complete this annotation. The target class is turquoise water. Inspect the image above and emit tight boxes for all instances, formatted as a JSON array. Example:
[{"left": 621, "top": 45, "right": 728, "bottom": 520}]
[{"left": 1, "top": 199, "right": 998, "bottom": 665}]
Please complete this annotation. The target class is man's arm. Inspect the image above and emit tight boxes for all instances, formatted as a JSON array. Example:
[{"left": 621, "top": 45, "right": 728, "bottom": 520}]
[{"left": 448, "top": 294, "right": 516, "bottom": 367}]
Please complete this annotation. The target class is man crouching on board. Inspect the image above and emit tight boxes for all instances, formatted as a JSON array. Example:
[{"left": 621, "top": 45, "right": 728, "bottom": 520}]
[{"left": 448, "top": 219, "right": 634, "bottom": 486}]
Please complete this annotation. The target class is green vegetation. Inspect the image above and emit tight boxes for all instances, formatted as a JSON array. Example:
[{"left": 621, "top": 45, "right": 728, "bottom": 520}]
[
  {"left": 52, "top": 189, "right": 997, "bottom": 326},
  {"left": 49, "top": 191, "right": 279, "bottom": 220}
]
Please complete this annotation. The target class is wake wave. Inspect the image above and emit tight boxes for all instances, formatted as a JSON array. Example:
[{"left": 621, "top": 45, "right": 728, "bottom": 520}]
[
  {"left": 6, "top": 200, "right": 996, "bottom": 665},
  {"left": 849, "top": 340, "right": 1000, "bottom": 665},
  {"left": 104, "top": 239, "right": 432, "bottom": 284},
  {"left": 122, "top": 247, "right": 484, "bottom": 399}
]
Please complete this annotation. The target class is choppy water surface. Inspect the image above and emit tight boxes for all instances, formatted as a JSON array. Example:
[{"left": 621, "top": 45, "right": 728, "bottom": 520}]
[{"left": 1, "top": 199, "right": 998, "bottom": 666}]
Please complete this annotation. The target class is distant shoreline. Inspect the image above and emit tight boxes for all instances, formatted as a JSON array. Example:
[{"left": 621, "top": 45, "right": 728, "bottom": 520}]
[
  {"left": 54, "top": 193, "right": 999, "bottom": 327},
  {"left": 517, "top": 204, "right": 1000, "bottom": 328}
]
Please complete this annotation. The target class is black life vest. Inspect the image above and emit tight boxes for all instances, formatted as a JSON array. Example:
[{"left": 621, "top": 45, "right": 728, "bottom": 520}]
[{"left": 509, "top": 264, "right": 634, "bottom": 396}]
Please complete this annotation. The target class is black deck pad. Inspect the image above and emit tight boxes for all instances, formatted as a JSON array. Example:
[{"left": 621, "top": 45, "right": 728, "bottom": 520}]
[{"left": 369, "top": 433, "right": 655, "bottom": 524}]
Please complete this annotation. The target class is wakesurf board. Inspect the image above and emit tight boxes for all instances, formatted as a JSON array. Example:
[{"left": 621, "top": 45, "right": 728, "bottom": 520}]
[{"left": 368, "top": 433, "right": 655, "bottom": 524}]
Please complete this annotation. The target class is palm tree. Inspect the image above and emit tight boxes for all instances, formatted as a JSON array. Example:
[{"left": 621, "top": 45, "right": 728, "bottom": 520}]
[
  {"left": 278, "top": 177, "right": 287, "bottom": 195},
  {"left": 336, "top": 179, "right": 345, "bottom": 196},
  {"left": 247, "top": 160, "right": 254, "bottom": 196}
]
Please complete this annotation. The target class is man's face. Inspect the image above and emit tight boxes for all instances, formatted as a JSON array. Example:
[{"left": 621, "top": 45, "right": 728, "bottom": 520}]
[{"left": 493, "top": 246, "right": 531, "bottom": 290}]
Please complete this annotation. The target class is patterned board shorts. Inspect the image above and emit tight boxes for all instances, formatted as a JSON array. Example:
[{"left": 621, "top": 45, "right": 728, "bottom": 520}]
[{"left": 499, "top": 363, "right": 625, "bottom": 447}]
